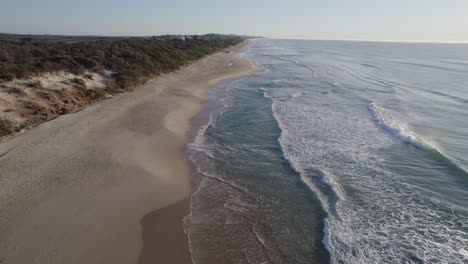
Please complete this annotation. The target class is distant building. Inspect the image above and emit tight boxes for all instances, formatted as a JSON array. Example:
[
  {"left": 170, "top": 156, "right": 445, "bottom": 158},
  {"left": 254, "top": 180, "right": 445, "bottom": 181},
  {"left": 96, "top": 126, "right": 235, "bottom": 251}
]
[{"left": 173, "top": 36, "right": 186, "bottom": 41}]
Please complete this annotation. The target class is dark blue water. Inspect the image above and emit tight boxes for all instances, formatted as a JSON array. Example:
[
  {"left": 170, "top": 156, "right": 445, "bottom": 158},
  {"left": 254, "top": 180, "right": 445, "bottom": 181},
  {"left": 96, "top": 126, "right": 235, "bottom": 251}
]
[{"left": 184, "top": 39, "right": 468, "bottom": 264}]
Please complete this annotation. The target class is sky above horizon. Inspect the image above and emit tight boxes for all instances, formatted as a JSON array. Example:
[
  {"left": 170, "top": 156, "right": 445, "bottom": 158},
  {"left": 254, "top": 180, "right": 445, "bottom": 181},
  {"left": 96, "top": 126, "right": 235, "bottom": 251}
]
[{"left": 1, "top": 0, "right": 468, "bottom": 42}]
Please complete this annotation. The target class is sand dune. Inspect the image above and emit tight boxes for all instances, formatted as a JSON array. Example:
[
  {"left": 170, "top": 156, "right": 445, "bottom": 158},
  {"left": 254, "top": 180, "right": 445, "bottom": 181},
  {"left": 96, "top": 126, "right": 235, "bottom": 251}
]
[{"left": 0, "top": 41, "right": 260, "bottom": 264}]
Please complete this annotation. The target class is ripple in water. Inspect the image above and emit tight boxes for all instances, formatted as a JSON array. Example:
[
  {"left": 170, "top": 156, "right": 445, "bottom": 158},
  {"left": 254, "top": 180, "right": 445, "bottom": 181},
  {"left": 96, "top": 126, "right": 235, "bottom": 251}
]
[
  {"left": 186, "top": 39, "right": 468, "bottom": 264},
  {"left": 262, "top": 69, "right": 468, "bottom": 264}
]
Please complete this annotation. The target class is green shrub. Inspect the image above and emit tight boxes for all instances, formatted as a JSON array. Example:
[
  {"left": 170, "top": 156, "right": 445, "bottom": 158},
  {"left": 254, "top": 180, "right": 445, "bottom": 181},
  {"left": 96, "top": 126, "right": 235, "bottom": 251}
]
[
  {"left": 0, "top": 35, "right": 244, "bottom": 91},
  {"left": 72, "top": 56, "right": 99, "bottom": 69},
  {"left": 0, "top": 118, "right": 15, "bottom": 137},
  {"left": 0, "top": 72, "right": 15, "bottom": 81},
  {"left": 27, "top": 80, "right": 42, "bottom": 88},
  {"left": 84, "top": 73, "right": 94, "bottom": 80},
  {"left": 71, "top": 78, "right": 86, "bottom": 87}
]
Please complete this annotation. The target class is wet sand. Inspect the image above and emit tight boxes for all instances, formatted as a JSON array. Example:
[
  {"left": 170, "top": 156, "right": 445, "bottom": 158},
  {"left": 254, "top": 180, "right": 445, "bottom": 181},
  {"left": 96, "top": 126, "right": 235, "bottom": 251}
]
[
  {"left": 139, "top": 199, "right": 192, "bottom": 264},
  {"left": 0, "top": 41, "right": 260, "bottom": 264}
]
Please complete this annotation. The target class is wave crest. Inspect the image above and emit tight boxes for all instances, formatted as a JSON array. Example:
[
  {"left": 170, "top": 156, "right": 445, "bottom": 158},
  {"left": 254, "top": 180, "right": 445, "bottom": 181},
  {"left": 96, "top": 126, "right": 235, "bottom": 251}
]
[
  {"left": 367, "top": 102, "right": 425, "bottom": 148},
  {"left": 368, "top": 102, "right": 468, "bottom": 177}
]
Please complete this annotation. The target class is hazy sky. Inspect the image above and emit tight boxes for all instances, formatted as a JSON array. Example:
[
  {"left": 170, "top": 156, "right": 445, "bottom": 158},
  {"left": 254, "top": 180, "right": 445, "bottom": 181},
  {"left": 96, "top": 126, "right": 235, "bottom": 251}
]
[{"left": 1, "top": 0, "right": 468, "bottom": 42}]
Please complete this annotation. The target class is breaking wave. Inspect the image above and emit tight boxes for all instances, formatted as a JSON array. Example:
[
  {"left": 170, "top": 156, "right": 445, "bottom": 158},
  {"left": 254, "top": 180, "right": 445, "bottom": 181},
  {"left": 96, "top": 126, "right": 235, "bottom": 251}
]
[
  {"left": 368, "top": 102, "right": 468, "bottom": 177},
  {"left": 262, "top": 87, "right": 347, "bottom": 260},
  {"left": 367, "top": 102, "right": 425, "bottom": 148}
]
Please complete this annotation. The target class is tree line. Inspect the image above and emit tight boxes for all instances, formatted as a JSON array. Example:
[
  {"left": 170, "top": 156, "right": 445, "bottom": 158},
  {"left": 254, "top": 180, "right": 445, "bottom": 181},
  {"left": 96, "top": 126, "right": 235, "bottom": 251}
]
[{"left": 0, "top": 35, "right": 244, "bottom": 90}]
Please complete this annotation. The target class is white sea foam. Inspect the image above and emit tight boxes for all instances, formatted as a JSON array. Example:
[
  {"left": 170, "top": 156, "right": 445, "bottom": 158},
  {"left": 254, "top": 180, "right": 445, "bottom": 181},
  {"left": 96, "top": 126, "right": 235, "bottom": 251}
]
[
  {"left": 290, "top": 92, "right": 304, "bottom": 98},
  {"left": 187, "top": 79, "right": 241, "bottom": 155},
  {"left": 263, "top": 87, "right": 352, "bottom": 258},
  {"left": 263, "top": 82, "right": 468, "bottom": 263},
  {"left": 184, "top": 78, "right": 253, "bottom": 264},
  {"left": 322, "top": 218, "right": 333, "bottom": 256},
  {"left": 367, "top": 102, "right": 425, "bottom": 148},
  {"left": 368, "top": 102, "right": 468, "bottom": 178},
  {"left": 189, "top": 39, "right": 468, "bottom": 263}
]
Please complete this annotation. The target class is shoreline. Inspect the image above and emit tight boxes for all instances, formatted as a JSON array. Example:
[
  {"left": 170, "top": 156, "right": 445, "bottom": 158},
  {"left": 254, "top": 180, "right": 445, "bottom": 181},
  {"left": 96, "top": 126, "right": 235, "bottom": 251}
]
[
  {"left": 0, "top": 36, "right": 244, "bottom": 143},
  {"left": 185, "top": 77, "right": 242, "bottom": 191},
  {"left": 0, "top": 40, "right": 261, "bottom": 264},
  {"left": 183, "top": 77, "right": 248, "bottom": 264}
]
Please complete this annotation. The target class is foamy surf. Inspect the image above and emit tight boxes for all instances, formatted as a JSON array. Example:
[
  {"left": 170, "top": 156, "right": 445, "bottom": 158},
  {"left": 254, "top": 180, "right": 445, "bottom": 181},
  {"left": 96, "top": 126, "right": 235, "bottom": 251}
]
[
  {"left": 258, "top": 39, "right": 468, "bottom": 262},
  {"left": 367, "top": 102, "right": 425, "bottom": 148},
  {"left": 185, "top": 66, "right": 330, "bottom": 263},
  {"left": 262, "top": 86, "right": 349, "bottom": 261},
  {"left": 368, "top": 102, "right": 468, "bottom": 177},
  {"left": 186, "top": 38, "right": 468, "bottom": 264}
]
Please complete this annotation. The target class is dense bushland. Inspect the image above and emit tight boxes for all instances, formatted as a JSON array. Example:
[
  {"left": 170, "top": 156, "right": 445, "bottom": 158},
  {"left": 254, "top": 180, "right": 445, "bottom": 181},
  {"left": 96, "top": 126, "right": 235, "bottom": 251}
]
[{"left": 0, "top": 35, "right": 243, "bottom": 90}]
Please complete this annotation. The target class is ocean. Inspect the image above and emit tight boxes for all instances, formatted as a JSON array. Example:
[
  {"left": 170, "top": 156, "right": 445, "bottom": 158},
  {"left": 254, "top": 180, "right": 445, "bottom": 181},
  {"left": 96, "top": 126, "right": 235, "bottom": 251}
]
[{"left": 184, "top": 39, "right": 468, "bottom": 264}]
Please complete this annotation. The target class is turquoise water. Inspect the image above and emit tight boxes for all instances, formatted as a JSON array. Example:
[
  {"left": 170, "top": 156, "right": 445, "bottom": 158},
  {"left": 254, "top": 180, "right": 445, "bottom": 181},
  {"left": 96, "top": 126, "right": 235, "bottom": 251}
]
[{"left": 184, "top": 39, "right": 468, "bottom": 263}]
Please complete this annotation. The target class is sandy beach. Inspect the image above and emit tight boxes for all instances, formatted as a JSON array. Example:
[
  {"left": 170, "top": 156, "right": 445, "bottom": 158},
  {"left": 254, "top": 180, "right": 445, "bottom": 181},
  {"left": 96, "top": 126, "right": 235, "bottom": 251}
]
[{"left": 0, "top": 41, "right": 260, "bottom": 264}]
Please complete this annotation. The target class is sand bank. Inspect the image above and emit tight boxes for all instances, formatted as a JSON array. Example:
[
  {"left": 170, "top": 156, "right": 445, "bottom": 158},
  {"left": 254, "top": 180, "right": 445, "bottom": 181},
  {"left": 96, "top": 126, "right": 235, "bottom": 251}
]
[{"left": 0, "top": 41, "right": 260, "bottom": 264}]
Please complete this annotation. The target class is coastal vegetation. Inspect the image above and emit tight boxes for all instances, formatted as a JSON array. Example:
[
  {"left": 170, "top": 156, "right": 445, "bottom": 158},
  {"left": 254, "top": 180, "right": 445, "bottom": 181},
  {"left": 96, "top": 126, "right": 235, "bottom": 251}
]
[
  {"left": 0, "top": 34, "right": 243, "bottom": 89},
  {"left": 0, "top": 118, "right": 14, "bottom": 137},
  {"left": 0, "top": 34, "right": 244, "bottom": 140}
]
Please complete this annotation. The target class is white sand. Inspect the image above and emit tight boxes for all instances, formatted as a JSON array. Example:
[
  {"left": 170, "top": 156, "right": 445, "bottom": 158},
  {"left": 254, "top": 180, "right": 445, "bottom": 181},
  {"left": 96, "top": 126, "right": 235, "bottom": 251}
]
[{"left": 0, "top": 41, "right": 260, "bottom": 264}]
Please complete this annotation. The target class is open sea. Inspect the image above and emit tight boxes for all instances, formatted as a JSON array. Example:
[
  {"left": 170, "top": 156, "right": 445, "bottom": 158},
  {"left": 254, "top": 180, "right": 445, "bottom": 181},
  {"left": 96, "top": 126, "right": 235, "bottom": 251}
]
[{"left": 183, "top": 39, "right": 468, "bottom": 264}]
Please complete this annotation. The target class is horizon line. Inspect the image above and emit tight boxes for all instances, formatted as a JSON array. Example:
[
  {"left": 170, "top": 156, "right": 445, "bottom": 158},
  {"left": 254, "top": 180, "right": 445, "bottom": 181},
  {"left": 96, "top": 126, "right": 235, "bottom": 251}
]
[
  {"left": 268, "top": 36, "right": 468, "bottom": 44},
  {"left": 1, "top": 32, "right": 467, "bottom": 44}
]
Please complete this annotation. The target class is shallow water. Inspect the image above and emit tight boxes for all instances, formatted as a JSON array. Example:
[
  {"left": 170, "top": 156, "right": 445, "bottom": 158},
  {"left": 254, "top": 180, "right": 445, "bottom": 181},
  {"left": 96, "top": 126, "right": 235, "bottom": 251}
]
[{"left": 185, "top": 39, "right": 468, "bottom": 264}]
